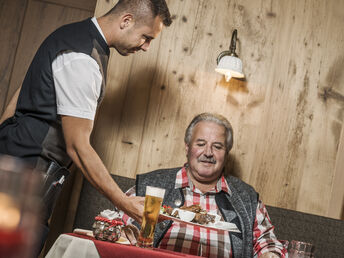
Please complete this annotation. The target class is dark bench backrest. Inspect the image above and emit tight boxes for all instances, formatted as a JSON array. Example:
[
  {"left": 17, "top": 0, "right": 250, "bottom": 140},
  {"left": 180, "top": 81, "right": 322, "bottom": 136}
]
[
  {"left": 74, "top": 175, "right": 344, "bottom": 257},
  {"left": 266, "top": 205, "right": 344, "bottom": 257},
  {"left": 74, "top": 175, "right": 135, "bottom": 230}
]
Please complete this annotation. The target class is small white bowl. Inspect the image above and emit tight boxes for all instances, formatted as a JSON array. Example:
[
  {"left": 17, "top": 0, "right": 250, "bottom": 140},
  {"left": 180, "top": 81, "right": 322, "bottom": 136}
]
[{"left": 178, "top": 209, "right": 195, "bottom": 222}]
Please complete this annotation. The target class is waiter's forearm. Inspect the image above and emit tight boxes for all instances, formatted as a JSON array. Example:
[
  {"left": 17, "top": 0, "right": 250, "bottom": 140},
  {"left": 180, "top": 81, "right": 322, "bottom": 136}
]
[
  {"left": 66, "top": 142, "right": 127, "bottom": 209},
  {"left": 61, "top": 115, "right": 144, "bottom": 222},
  {"left": 0, "top": 87, "right": 21, "bottom": 124}
]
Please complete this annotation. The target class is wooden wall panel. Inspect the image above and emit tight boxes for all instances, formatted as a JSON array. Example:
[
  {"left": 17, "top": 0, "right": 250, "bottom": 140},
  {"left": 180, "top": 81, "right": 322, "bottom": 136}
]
[
  {"left": 6, "top": 0, "right": 93, "bottom": 109},
  {"left": 0, "top": 0, "right": 95, "bottom": 254},
  {"left": 329, "top": 124, "right": 344, "bottom": 218},
  {"left": 93, "top": 0, "right": 344, "bottom": 219},
  {"left": 40, "top": 0, "right": 96, "bottom": 12},
  {"left": 94, "top": 0, "right": 116, "bottom": 17},
  {"left": 0, "top": 0, "right": 27, "bottom": 114}
]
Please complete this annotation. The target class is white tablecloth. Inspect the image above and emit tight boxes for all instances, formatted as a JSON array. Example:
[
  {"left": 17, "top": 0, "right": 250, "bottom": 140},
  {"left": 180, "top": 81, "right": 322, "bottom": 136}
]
[{"left": 45, "top": 234, "right": 100, "bottom": 258}]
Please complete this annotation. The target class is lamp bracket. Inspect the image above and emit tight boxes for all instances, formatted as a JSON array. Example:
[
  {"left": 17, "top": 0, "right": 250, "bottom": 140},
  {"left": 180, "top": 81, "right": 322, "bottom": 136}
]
[
  {"left": 216, "top": 50, "right": 231, "bottom": 64},
  {"left": 229, "top": 29, "right": 238, "bottom": 56},
  {"left": 216, "top": 29, "right": 239, "bottom": 64}
]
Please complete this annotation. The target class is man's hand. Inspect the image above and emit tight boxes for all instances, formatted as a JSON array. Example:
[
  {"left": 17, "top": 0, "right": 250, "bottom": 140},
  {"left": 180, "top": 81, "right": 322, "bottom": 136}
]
[{"left": 121, "top": 224, "right": 140, "bottom": 245}]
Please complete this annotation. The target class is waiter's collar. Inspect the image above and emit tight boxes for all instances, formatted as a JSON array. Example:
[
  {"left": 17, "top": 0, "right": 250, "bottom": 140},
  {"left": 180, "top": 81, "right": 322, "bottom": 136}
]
[{"left": 91, "top": 17, "right": 108, "bottom": 44}]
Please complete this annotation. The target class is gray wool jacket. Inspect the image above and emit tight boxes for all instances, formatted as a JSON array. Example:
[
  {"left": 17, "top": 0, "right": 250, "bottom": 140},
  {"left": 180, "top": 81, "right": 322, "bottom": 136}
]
[{"left": 135, "top": 167, "right": 258, "bottom": 258}]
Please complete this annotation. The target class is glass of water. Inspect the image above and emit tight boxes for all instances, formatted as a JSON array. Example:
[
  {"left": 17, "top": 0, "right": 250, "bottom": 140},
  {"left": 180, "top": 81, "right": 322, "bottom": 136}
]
[{"left": 288, "top": 240, "right": 315, "bottom": 258}]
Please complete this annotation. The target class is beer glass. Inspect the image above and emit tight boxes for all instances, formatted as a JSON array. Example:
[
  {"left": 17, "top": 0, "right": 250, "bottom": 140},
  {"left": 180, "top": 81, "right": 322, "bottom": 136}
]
[{"left": 137, "top": 186, "right": 165, "bottom": 248}]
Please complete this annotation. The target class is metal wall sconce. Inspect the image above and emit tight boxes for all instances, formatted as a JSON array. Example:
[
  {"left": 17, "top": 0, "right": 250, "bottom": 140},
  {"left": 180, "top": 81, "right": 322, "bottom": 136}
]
[{"left": 215, "top": 29, "right": 245, "bottom": 82}]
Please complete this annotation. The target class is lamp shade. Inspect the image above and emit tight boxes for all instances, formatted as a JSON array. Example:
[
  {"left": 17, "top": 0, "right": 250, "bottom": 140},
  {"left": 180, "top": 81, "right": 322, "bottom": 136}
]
[{"left": 215, "top": 55, "right": 244, "bottom": 81}]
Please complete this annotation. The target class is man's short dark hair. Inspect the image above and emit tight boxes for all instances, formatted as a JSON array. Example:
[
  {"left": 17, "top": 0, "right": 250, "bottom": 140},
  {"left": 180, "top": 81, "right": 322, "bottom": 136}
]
[{"left": 106, "top": 0, "right": 172, "bottom": 26}]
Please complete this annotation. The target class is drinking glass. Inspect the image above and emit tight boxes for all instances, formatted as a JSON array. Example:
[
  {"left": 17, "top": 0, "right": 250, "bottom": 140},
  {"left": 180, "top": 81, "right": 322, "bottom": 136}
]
[
  {"left": 137, "top": 186, "right": 165, "bottom": 248},
  {"left": 288, "top": 240, "right": 315, "bottom": 258},
  {"left": 0, "top": 155, "right": 43, "bottom": 258}
]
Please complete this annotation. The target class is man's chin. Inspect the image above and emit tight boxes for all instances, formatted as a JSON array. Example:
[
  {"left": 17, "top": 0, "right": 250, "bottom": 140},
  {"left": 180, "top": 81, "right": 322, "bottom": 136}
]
[
  {"left": 199, "top": 161, "right": 216, "bottom": 168},
  {"left": 114, "top": 47, "right": 130, "bottom": 56},
  {"left": 122, "top": 50, "right": 137, "bottom": 56},
  {"left": 194, "top": 172, "right": 218, "bottom": 184},
  {"left": 188, "top": 166, "right": 222, "bottom": 185},
  {"left": 128, "top": 49, "right": 138, "bottom": 54},
  {"left": 195, "top": 166, "right": 216, "bottom": 178},
  {"left": 118, "top": 51, "right": 130, "bottom": 56}
]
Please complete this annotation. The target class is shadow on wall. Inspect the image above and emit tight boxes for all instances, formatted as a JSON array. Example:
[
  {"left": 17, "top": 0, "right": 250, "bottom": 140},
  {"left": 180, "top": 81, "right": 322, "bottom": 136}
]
[
  {"left": 97, "top": 65, "right": 167, "bottom": 126},
  {"left": 224, "top": 153, "right": 242, "bottom": 179},
  {"left": 91, "top": 65, "right": 173, "bottom": 163}
]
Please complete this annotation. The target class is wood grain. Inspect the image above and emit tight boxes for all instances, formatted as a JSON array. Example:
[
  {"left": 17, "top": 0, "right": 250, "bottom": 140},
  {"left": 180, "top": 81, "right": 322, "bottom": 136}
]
[
  {"left": 94, "top": 0, "right": 117, "bottom": 17},
  {"left": 5, "top": 0, "right": 92, "bottom": 109},
  {"left": 92, "top": 0, "right": 344, "bottom": 219},
  {"left": 0, "top": 0, "right": 97, "bottom": 254},
  {"left": 0, "top": 0, "right": 27, "bottom": 114},
  {"left": 328, "top": 122, "right": 344, "bottom": 218},
  {"left": 38, "top": 0, "right": 97, "bottom": 12}
]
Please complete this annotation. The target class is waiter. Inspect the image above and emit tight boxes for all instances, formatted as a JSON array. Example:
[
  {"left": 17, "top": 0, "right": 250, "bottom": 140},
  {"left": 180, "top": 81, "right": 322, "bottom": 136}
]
[{"left": 0, "top": 0, "right": 172, "bottom": 251}]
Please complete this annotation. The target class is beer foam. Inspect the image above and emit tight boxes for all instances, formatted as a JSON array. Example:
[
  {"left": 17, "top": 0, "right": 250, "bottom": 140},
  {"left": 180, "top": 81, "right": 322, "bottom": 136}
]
[{"left": 146, "top": 186, "right": 165, "bottom": 198}]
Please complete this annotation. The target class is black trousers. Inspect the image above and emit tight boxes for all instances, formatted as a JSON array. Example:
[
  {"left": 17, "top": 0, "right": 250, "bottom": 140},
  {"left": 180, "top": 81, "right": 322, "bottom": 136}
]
[{"left": 35, "top": 161, "right": 70, "bottom": 257}]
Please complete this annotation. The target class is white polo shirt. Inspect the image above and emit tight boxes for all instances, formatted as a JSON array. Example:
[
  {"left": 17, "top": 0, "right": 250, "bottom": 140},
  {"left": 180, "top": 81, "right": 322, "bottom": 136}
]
[{"left": 52, "top": 17, "right": 107, "bottom": 120}]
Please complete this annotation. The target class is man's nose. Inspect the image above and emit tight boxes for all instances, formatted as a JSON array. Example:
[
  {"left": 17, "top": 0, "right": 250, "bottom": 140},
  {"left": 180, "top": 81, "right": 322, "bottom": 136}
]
[
  {"left": 204, "top": 145, "right": 213, "bottom": 157},
  {"left": 140, "top": 41, "right": 150, "bottom": 51}
]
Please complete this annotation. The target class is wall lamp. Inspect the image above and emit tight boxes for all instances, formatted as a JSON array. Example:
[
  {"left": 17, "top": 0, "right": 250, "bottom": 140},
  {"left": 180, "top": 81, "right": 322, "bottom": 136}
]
[{"left": 215, "top": 29, "right": 245, "bottom": 82}]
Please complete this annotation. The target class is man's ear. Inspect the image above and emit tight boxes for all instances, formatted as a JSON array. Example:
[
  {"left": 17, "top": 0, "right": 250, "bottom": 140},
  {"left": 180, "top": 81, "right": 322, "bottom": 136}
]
[
  {"left": 185, "top": 143, "right": 189, "bottom": 157},
  {"left": 120, "top": 13, "right": 134, "bottom": 29}
]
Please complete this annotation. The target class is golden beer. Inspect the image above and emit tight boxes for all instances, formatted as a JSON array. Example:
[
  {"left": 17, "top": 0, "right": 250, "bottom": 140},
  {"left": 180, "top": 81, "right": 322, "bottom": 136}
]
[{"left": 137, "top": 186, "right": 165, "bottom": 248}]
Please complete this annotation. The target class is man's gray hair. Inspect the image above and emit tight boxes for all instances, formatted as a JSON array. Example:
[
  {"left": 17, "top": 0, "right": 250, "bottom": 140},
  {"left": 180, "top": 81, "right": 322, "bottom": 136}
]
[{"left": 184, "top": 113, "right": 234, "bottom": 153}]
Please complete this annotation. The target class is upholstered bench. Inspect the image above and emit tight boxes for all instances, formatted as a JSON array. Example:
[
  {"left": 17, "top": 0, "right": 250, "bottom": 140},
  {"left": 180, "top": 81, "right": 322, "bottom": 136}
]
[{"left": 74, "top": 174, "right": 344, "bottom": 257}]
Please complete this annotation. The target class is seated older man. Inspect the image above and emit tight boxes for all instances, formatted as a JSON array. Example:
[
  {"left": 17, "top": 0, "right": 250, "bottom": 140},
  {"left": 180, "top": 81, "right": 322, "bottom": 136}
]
[{"left": 120, "top": 113, "right": 287, "bottom": 257}]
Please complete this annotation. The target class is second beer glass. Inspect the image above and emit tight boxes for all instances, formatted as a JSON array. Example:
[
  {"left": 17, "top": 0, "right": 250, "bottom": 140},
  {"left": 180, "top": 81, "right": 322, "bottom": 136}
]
[{"left": 137, "top": 186, "right": 165, "bottom": 248}]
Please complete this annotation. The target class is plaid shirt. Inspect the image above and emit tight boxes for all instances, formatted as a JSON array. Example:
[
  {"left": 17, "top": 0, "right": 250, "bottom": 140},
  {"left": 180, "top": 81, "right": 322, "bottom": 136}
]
[{"left": 122, "top": 167, "right": 287, "bottom": 257}]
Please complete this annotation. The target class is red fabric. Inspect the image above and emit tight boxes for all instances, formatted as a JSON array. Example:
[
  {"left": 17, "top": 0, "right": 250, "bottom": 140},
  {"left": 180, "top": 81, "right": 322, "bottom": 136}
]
[{"left": 67, "top": 233, "right": 201, "bottom": 258}]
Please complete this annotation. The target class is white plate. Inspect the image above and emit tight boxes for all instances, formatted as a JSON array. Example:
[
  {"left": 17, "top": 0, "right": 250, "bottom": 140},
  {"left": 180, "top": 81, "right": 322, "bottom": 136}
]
[{"left": 159, "top": 213, "right": 241, "bottom": 233}]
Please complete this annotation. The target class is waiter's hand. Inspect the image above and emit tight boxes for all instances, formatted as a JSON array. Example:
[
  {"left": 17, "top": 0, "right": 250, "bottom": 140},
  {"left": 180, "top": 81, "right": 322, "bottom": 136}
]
[{"left": 122, "top": 196, "right": 145, "bottom": 224}]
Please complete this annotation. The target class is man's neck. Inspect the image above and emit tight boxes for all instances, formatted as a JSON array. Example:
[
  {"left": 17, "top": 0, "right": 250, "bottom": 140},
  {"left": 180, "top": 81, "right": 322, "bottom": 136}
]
[
  {"left": 91, "top": 17, "right": 108, "bottom": 44},
  {"left": 97, "top": 16, "right": 114, "bottom": 46},
  {"left": 186, "top": 169, "right": 219, "bottom": 194}
]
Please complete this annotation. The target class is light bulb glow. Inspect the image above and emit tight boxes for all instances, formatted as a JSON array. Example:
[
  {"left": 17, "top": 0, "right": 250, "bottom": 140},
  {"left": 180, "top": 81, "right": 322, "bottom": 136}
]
[{"left": 225, "top": 73, "right": 232, "bottom": 82}]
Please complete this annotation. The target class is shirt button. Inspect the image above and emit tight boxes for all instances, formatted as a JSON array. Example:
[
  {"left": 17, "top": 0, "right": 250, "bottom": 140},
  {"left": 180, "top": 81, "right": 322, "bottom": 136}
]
[{"left": 174, "top": 199, "right": 182, "bottom": 206}]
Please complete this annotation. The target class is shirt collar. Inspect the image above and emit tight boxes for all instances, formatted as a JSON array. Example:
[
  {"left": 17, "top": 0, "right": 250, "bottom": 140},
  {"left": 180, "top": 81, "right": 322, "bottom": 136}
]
[
  {"left": 175, "top": 165, "right": 231, "bottom": 194},
  {"left": 91, "top": 17, "right": 107, "bottom": 44}
]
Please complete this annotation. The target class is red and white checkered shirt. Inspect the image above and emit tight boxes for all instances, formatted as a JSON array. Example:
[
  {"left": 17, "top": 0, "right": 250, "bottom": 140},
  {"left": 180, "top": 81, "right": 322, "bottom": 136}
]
[{"left": 122, "top": 167, "right": 287, "bottom": 257}]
